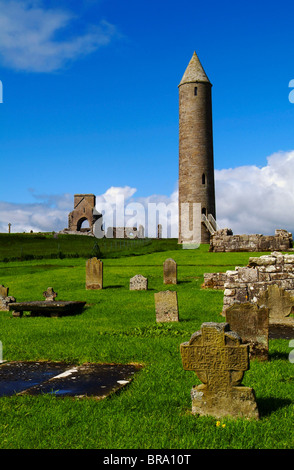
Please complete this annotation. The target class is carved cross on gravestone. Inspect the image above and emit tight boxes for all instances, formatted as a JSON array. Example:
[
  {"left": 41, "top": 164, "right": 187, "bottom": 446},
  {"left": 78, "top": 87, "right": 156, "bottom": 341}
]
[
  {"left": 180, "top": 322, "right": 259, "bottom": 420},
  {"left": 43, "top": 287, "right": 57, "bottom": 301}
]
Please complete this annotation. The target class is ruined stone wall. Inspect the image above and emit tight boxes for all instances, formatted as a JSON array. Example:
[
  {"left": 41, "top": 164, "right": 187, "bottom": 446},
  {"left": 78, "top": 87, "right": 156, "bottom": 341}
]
[
  {"left": 106, "top": 226, "right": 144, "bottom": 239},
  {"left": 67, "top": 194, "right": 101, "bottom": 234},
  {"left": 210, "top": 229, "right": 292, "bottom": 252},
  {"left": 221, "top": 252, "right": 294, "bottom": 315},
  {"left": 202, "top": 272, "right": 227, "bottom": 290}
]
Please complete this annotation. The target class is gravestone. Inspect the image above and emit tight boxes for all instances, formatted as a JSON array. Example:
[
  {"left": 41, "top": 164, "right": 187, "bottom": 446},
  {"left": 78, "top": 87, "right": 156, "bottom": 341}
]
[
  {"left": 0, "top": 285, "right": 8, "bottom": 298},
  {"left": 154, "top": 291, "right": 179, "bottom": 322},
  {"left": 0, "top": 361, "right": 142, "bottom": 398},
  {"left": 86, "top": 257, "right": 103, "bottom": 290},
  {"left": 257, "top": 284, "right": 294, "bottom": 319},
  {"left": 43, "top": 287, "right": 57, "bottom": 301},
  {"left": 225, "top": 303, "right": 269, "bottom": 361},
  {"left": 0, "top": 285, "right": 15, "bottom": 311},
  {"left": 129, "top": 275, "right": 148, "bottom": 291},
  {"left": 180, "top": 322, "right": 259, "bottom": 420},
  {"left": 257, "top": 284, "right": 294, "bottom": 339},
  {"left": 163, "top": 258, "right": 177, "bottom": 285}
]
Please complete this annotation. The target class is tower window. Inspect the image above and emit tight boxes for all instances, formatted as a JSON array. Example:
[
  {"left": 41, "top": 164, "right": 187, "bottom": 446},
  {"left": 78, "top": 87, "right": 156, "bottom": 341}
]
[
  {"left": 202, "top": 207, "right": 207, "bottom": 215},
  {"left": 202, "top": 173, "right": 206, "bottom": 185},
  {"left": 194, "top": 87, "right": 198, "bottom": 96}
]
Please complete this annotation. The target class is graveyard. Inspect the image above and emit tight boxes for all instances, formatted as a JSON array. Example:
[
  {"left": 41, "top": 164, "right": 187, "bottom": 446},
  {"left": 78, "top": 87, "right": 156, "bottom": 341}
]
[{"left": 0, "top": 238, "right": 293, "bottom": 449}]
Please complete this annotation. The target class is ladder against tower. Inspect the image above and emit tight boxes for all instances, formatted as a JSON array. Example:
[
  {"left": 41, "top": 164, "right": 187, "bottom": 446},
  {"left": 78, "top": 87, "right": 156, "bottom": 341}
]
[{"left": 202, "top": 213, "right": 220, "bottom": 235}]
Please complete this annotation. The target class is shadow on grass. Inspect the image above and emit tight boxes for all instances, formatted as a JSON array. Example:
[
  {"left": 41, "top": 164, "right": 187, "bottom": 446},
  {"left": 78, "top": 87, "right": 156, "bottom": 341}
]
[
  {"left": 103, "top": 285, "right": 124, "bottom": 289},
  {"left": 269, "top": 351, "right": 289, "bottom": 361},
  {"left": 257, "top": 397, "right": 292, "bottom": 418}
]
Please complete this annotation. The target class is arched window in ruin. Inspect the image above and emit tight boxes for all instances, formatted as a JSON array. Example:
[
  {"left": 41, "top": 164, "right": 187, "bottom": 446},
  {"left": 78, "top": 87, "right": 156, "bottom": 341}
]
[
  {"left": 77, "top": 217, "right": 91, "bottom": 232},
  {"left": 202, "top": 173, "right": 206, "bottom": 185}
]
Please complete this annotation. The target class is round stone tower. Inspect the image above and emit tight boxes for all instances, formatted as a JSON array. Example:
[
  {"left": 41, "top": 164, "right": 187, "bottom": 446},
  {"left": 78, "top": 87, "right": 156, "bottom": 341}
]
[{"left": 178, "top": 51, "right": 216, "bottom": 244}]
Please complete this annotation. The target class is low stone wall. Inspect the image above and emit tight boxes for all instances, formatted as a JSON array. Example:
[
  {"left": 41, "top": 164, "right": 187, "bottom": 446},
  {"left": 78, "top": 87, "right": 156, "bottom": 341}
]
[
  {"left": 222, "top": 252, "right": 294, "bottom": 315},
  {"left": 210, "top": 229, "right": 292, "bottom": 252},
  {"left": 202, "top": 272, "right": 227, "bottom": 290},
  {"left": 59, "top": 229, "right": 95, "bottom": 237}
]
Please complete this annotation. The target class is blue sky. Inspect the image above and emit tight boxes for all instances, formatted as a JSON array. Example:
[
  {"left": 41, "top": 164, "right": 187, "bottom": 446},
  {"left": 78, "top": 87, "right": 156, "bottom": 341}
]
[{"left": 0, "top": 0, "right": 294, "bottom": 234}]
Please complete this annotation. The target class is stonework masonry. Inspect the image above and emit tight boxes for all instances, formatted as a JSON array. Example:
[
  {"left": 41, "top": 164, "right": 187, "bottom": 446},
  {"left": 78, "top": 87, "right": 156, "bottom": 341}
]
[
  {"left": 210, "top": 229, "right": 292, "bottom": 252},
  {"left": 202, "top": 252, "right": 294, "bottom": 318},
  {"left": 178, "top": 52, "right": 216, "bottom": 244},
  {"left": 67, "top": 194, "right": 102, "bottom": 235}
]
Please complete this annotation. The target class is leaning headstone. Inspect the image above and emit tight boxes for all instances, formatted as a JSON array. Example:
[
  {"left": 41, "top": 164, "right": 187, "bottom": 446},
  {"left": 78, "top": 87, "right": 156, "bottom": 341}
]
[
  {"left": 86, "top": 257, "right": 103, "bottom": 290},
  {"left": 154, "top": 291, "right": 179, "bottom": 322},
  {"left": 129, "top": 275, "right": 148, "bottom": 291},
  {"left": 43, "top": 287, "right": 57, "bottom": 301},
  {"left": 180, "top": 322, "right": 259, "bottom": 420},
  {"left": 163, "top": 258, "right": 177, "bottom": 285},
  {"left": 225, "top": 303, "right": 269, "bottom": 361}
]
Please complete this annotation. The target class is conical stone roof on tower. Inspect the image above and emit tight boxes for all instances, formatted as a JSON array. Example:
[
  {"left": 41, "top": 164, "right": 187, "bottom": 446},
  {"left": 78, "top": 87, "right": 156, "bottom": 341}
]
[
  {"left": 178, "top": 51, "right": 216, "bottom": 245},
  {"left": 179, "top": 51, "right": 211, "bottom": 86}
]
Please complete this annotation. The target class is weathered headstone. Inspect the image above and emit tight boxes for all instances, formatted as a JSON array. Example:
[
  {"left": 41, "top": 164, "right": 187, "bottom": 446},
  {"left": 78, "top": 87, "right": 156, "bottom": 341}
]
[
  {"left": 86, "top": 257, "right": 103, "bottom": 290},
  {"left": 257, "top": 284, "right": 294, "bottom": 319},
  {"left": 154, "top": 291, "right": 179, "bottom": 322},
  {"left": 180, "top": 322, "right": 259, "bottom": 420},
  {"left": 0, "top": 285, "right": 15, "bottom": 311},
  {"left": 163, "top": 258, "right": 177, "bottom": 285},
  {"left": 225, "top": 303, "right": 269, "bottom": 361},
  {"left": 257, "top": 284, "right": 294, "bottom": 339},
  {"left": 43, "top": 287, "right": 57, "bottom": 301},
  {"left": 129, "top": 274, "right": 148, "bottom": 291},
  {"left": 0, "top": 285, "right": 9, "bottom": 298}
]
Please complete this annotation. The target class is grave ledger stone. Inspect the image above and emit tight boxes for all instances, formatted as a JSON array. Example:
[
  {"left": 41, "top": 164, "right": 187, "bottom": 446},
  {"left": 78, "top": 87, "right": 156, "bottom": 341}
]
[
  {"left": 180, "top": 322, "right": 259, "bottom": 420},
  {"left": 163, "top": 258, "right": 177, "bottom": 285},
  {"left": 154, "top": 291, "right": 179, "bottom": 322},
  {"left": 86, "top": 257, "right": 103, "bottom": 290}
]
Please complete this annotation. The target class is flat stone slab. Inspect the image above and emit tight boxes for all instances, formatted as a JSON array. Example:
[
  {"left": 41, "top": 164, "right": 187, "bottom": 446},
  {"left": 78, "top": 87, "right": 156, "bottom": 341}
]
[
  {"left": 269, "top": 318, "right": 294, "bottom": 339},
  {"left": 0, "top": 361, "right": 142, "bottom": 398},
  {"left": 0, "top": 361, "right": 69, "bottom": 397},
  {"left": 8, "top": 301, "right": 86, "bottom": 317}
]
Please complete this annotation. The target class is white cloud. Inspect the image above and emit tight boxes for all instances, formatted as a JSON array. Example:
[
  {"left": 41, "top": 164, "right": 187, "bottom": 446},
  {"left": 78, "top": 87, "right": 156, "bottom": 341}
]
[
  {"left": 215, "top": 150, "right": 294, "bottom": 235},
  {"left": 1, "top": 151, "right": 293, "bottom": 237},
  {"left": 96, "top": 186, "right": 137, "bottom": 205},
  {"left": 0, "top": 194, "right": 72, "bottom": 233},
  {"left": 0, "top": 0, "right": 118, "bottom": 72},
  {"left": 95, "top": 185, "right": 178, "bottom": 237}
]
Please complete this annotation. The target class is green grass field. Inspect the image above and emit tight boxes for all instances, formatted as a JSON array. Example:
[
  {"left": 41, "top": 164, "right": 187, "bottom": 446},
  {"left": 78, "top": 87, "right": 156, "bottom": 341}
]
[{"left": 0, "top": 236, "right": 293, "bottom": 449}]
